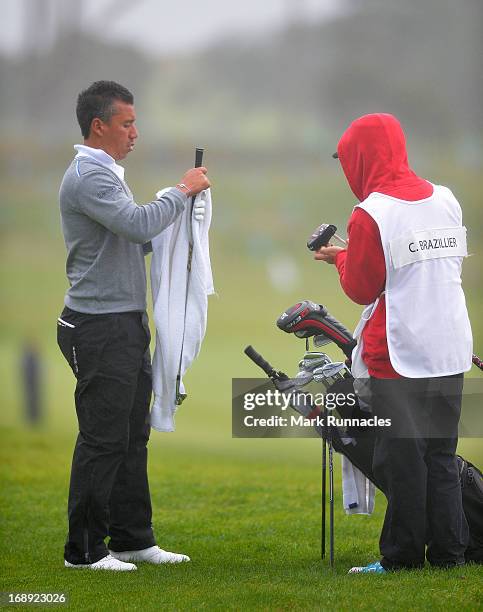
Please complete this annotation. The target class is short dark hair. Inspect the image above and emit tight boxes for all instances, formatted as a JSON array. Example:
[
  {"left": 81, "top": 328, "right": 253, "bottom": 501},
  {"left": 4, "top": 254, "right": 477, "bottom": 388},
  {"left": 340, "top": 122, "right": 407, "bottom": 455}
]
[{"left": 76, "top": 81, "right": 134, "bottom": 139}]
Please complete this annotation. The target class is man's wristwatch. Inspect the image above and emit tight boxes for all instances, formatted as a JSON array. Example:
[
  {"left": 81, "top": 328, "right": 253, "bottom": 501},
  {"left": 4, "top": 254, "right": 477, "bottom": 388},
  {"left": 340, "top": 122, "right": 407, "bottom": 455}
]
[{"left": 176, "top": 183, "right": 191, "bottom": 197}]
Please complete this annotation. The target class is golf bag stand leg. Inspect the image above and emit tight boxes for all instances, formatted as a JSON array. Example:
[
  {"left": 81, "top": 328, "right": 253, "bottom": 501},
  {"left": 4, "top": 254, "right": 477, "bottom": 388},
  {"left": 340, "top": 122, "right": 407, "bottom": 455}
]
[
  {"left": 328, "top": 425, "right": 334, "bottom": 567},
  {"left": 322, "top": 432, "right": 326, "bottom": 559},
  {"left": 321, "top": 407, "right": 334, "bottom": 567}
]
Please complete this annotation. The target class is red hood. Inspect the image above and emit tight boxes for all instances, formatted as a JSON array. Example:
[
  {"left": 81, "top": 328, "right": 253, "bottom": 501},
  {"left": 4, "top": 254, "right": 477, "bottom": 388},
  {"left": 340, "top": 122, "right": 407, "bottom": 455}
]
[{"left": 336, "top": 113, "right": 432, "bottom": 202}]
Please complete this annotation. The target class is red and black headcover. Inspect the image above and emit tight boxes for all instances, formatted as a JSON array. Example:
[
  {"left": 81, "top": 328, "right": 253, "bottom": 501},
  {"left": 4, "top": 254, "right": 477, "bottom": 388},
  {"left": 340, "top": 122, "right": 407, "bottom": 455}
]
[{"left": 276, "top": 300, "right": 356, "bottom": 359}]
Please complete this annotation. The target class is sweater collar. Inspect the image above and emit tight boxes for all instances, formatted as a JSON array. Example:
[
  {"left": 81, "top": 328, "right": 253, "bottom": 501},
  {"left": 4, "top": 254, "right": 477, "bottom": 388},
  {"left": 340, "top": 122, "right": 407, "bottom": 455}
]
[{"left": 74, "top": 144, "right": 125, "bottom": 181}]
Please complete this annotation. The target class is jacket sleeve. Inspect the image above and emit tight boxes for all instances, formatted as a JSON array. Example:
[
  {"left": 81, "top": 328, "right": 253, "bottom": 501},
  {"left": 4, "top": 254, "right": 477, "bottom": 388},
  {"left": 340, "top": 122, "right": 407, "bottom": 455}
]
[
  {"left": 74, "top": 169, "right": 187, "bottom": 244},
  {"left": 334, "top": 208, "right": 386, "bottom": 305}
]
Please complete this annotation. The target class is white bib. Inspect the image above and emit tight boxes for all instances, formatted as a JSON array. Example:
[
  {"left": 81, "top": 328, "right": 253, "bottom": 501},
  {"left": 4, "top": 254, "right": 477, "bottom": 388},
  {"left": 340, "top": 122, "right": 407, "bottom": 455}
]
[{"left": 355, "top": 185, "right": 472, "bottom": 378}]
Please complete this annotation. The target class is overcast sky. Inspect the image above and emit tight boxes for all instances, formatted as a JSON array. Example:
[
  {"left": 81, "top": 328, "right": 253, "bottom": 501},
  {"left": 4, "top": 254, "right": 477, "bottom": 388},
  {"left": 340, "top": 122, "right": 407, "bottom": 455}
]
[{"left": 2, "top": 0, "right": 347, "bottom": 56}]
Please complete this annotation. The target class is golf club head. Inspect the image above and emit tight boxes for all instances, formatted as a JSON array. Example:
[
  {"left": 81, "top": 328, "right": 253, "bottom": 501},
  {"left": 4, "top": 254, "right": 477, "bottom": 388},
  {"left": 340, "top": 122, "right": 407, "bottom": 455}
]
[
  {"left": 294, "top": 370, "right": 314, "bottom": 387},
  {"left": 313, "top": 373, "right": 332, "bottom": 387},
  {"left": 314, "top": 334, "right": 332, "bottom": 348},
  {"left": 299, "top": 355, "right": 332, "bottom": 372},
  {"left": 303, "top": 351, "right": 331, "bottom": 361},
  {"left": 320, "top": 362, "right": 346, "bottom": 378},
  {"left": 298, "top": 352, "right": 326, "bottom": 369},
  {"left": 314, "top": 362, "right": 349, "bottom": 388},
  {"left": 276, "top": 300, "right": 356, "bottom": 360}
]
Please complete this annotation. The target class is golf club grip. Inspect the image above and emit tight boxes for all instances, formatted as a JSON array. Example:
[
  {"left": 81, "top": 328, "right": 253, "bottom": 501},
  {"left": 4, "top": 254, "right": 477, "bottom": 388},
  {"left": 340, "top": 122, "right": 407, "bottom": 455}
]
[
  {"left": 244, "top": 345, "right": 275, "bottom": 378},
  {"left": 190, "top": 148, "right": 204, "bottom": 211},
  {"left": 472, "top": 354, "right": 483, "bottom": 371},
  {"left": 195, "top": 147, "right": 204, "bottom": 168}
]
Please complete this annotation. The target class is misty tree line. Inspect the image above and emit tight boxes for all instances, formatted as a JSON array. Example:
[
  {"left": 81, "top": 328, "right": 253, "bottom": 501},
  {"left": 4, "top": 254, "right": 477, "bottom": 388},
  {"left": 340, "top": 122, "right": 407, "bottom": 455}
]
[{"left": 1, "top": 0, "right": 481, "bottom": 154}]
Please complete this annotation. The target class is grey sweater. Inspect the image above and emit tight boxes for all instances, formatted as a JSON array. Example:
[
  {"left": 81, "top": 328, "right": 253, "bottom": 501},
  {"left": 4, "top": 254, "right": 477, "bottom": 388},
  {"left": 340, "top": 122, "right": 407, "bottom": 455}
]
[{"left": 59, "top": 157, "right": 187, "bottom": 314}]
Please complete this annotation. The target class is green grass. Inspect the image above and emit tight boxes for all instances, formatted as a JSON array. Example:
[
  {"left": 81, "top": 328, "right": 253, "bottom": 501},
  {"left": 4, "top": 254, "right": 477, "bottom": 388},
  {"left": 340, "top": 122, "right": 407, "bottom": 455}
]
[
  {"left": 1, "top": 163, "right": 482, "bottom": 609},
  {"left": 1, "top": 428, "right": 482, "bottom": 611}
]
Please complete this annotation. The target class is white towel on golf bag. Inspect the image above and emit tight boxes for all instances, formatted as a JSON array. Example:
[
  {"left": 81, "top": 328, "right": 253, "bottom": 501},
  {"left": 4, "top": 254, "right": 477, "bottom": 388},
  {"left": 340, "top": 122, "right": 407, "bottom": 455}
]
[
  {"left": 341, "top": 454, "right": 375, "bottom": 515},
  {"left": 150, "top": 188, "right": 214, "bottom": 432},
  {"left": 340, "top": 299, "right": 377, "bottom": 514}
]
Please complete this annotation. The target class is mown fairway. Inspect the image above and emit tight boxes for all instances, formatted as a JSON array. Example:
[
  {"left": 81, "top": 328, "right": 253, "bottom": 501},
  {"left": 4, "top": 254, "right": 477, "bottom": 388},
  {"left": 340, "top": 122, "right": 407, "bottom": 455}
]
[
  {"left": 1, "top": 429, "right": 482, "bottom": 610},
  {"left": 1, "top": 162, "right": 482, "bottom": 610}
]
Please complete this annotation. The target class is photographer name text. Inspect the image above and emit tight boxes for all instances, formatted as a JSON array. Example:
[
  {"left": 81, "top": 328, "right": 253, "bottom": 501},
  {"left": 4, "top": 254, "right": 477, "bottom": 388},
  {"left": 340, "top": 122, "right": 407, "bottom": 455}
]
[{"left": 243, "top": 414, "right": 391, "bottom": 428}]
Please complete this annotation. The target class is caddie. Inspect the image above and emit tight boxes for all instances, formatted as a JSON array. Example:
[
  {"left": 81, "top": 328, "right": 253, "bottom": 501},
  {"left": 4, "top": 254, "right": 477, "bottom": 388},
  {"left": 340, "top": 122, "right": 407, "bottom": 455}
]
[
  {"left": 57, "top": 80, "right": 210, "bottom": 570},
  {"left": 315, "top": 113, "right": 473, "bottom": 573}
]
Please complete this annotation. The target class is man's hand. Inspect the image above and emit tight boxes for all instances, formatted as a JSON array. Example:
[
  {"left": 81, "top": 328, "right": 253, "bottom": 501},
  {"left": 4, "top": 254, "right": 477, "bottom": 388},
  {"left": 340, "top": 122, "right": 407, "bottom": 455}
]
[
  {"left": 314, "top": 245, "right": 345, "bottom": 264},
  {"left": 176, "top": 167, "right": 210, "bottom": 197}
]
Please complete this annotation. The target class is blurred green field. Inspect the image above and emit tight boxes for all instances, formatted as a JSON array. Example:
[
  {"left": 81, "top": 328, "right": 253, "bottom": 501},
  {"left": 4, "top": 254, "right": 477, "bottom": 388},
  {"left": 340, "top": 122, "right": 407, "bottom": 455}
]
[{"left": 1, "top": 159, "right": 482, "bottom": 609}]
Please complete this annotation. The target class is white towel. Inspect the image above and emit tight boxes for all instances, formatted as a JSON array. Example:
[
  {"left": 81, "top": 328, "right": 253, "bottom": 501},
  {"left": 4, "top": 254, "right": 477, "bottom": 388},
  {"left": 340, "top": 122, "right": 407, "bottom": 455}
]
[
  {"left": 341, "top": 454, "right": 375, "bottom": 515},
  {"left": 342, "top": 301, "right": 378, "bottom": 515},
  {"left": 150, "top": 188, "right": 214, "bottom": 432}
]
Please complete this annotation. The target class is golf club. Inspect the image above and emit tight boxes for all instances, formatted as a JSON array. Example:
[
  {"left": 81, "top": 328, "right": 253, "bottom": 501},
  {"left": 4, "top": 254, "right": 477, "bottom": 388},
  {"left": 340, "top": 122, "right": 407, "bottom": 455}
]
[
  {"left": 298, "top": 353, "right": 332, "bottom": 372},
  {"left": 313, "top": 362, "right": 348, "bottom": 387},
  {"left": 176, "top": 147, "right": 204, "bottom": 405}
]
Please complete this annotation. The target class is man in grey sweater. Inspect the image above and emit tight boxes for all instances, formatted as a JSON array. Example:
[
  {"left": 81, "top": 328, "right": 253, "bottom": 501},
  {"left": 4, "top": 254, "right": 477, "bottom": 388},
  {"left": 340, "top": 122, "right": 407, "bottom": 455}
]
[{"left": 57, "top": 80, "right": 210, "bottom": 571}]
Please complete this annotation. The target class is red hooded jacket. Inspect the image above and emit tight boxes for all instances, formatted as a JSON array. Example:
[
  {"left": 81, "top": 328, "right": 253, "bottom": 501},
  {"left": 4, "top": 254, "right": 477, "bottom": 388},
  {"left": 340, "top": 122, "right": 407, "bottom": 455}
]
[{"left": 334, "top": 114, "right": 433, "bottom": 378}]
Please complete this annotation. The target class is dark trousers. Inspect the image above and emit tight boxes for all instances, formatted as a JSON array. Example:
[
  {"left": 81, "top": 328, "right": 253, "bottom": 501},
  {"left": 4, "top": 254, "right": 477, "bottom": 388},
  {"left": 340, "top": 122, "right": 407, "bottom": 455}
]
[
  {"left": 370, "top": 375, "right": 469, "bottom": 570},
  {"left": 57, "top": 306, "right": 156, "bottom": 564}
]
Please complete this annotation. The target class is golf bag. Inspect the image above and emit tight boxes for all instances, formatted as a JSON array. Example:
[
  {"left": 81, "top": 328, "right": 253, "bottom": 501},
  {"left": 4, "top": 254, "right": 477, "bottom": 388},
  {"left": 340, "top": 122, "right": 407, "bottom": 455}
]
[
  {"left": 245, "top": 300, "right": 483, "bottom": 564},
  {"left": 458, "top": 457, "right": 483, "bottom": 563}
]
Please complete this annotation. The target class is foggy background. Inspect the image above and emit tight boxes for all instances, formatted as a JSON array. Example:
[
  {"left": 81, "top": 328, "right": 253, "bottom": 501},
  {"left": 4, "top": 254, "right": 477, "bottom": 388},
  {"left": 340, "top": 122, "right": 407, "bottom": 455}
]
[
  {"left": 1, "top": 0, "right": 482, "bottom": 445},
  {"left": 2, "top": 0, "right": 482, "bottom": 153}
]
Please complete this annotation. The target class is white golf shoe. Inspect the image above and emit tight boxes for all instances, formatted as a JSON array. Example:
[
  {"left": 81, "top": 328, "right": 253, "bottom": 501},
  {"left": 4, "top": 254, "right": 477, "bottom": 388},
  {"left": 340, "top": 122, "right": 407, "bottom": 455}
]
[
  {"left": 65, "top": 554, "right": 137, "bottom": 571},
  {"left": 109, "top": 545, "right": 190, "bottom": 564}
]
